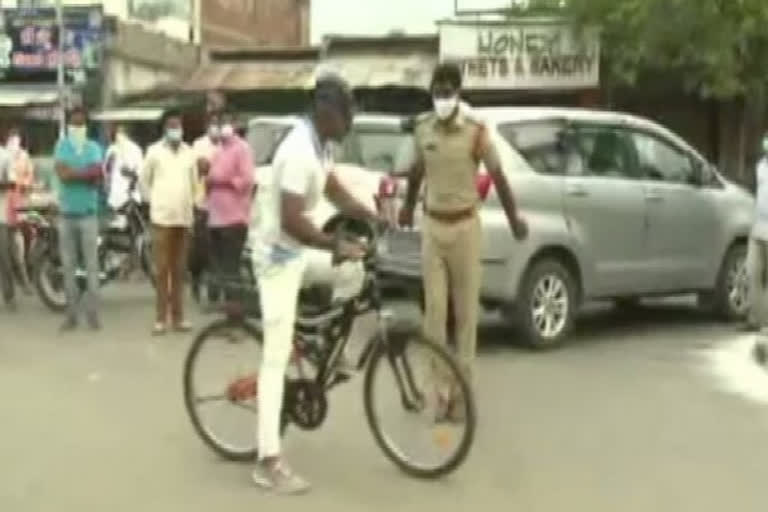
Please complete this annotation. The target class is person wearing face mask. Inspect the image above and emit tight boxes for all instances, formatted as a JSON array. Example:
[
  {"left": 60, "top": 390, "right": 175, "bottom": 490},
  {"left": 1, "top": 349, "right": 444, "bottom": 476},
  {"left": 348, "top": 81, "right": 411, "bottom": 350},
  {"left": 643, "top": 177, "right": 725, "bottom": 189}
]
[
  {"left": 5, "top": 128, "right": 34, "bottom": 295},
  {"left": 749, "top": 134, "right": 768, "bottom": 358},
  {"left": 203, "top": 112, "right": 254, "bottom": 307},
  {"left": 398, "top": 63, "right": 528, "bottom": 421},
  {"left": 54, "top": 107, "right": 105, "bottom": 331},
  {"left": 190, "top": 114, "right": 222, "bottom": 303},
  {"left": 140, "top": 109, "right": 197, "bottom": 335}
]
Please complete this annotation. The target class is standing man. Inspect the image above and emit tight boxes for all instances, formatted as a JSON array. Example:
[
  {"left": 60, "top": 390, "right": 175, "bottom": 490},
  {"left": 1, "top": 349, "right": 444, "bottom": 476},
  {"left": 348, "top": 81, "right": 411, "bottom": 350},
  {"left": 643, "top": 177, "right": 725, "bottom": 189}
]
[
  {"left": 251, "top": 74, "right": 376, "bottom": 494},
  {"left": 0, "top": 139, "right": 16, "bottom": 310},
  {"left": 398, "top": 63, "right": 528, "bottom": 418},
  {"left": 204, "top": 112, "right": 254, "bottom": 306},
  {"left": 54, "top": 107, "right": 105, "bottom": 331},
  {"left": 190, "top": 115, "right": 221, "bottom": 303},
  {"left": 141, "top": 109, "right": 197, "bottom": 335},
  {"left": 750, "top": 132, "right": 768, "bottom": 357}
]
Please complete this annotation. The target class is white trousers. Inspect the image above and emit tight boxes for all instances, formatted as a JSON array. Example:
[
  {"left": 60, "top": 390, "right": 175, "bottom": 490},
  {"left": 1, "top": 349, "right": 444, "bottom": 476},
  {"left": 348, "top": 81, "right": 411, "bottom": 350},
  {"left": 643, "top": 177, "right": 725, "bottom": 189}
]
[
  {"left": 257, "top": 253, "right": 308, "bottom": 459},
  {"left": 255, "top": 247, "right": 364, "bottom": 458}
]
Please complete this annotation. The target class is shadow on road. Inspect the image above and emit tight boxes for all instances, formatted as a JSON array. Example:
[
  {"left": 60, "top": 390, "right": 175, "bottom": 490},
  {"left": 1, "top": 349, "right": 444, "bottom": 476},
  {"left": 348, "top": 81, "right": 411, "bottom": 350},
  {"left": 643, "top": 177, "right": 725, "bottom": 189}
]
[{"left": 479, "top": 300, "right": 729, "bottom": 353}]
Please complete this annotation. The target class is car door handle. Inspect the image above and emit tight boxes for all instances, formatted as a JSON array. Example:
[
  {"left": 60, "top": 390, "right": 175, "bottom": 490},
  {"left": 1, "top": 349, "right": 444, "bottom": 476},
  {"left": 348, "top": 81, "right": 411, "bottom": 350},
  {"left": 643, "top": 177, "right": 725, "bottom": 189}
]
[{"left": 565, "top": 184, "right": 589, "bottom": 197}]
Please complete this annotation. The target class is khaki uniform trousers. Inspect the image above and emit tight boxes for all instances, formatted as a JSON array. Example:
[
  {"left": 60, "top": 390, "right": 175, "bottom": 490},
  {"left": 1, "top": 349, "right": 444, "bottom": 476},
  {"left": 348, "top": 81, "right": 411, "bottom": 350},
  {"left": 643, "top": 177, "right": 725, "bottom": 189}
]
[{"left": 422, "top": 213, "right": 482, "bottom": 385}]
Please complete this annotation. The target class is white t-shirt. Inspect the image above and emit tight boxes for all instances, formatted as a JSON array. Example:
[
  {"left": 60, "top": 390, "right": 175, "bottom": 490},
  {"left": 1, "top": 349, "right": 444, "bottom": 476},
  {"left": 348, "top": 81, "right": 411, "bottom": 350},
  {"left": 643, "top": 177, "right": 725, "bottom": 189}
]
[
  {"left": 256, "top": 119, "right": 332, "bottom": 260},
  {"left": 753, "top": 157, "right": 768, "bottom": 241},
  {"left": 106, "top": 135, "right": 144, "bottom": 210}
]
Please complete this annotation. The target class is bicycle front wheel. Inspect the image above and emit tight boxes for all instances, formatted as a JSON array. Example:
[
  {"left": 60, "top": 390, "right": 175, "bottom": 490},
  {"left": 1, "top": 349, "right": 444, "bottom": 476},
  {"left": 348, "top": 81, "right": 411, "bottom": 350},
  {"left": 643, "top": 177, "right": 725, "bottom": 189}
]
[{"left": 363, "top": 322, "right": 476, "bottom": 479}]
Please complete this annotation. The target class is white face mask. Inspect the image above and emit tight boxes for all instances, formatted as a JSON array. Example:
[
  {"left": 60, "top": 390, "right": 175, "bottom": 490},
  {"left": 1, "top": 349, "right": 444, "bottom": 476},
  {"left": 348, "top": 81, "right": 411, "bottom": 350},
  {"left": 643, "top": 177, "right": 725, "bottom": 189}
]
[
  {"left": 433, "top": 95, "right": 459, "bottom": 120},
  {"left": 220, "top": 124, "right": 235, "bottom": 139},
  {"left": 6, "top": 135, "right": 20, "bottom": 152},
  {"left": 208, "top": 125, "right": 221, "bottom": 139},
  {"left": 69, "top": 125, "right": 87, "bottom": 144}
]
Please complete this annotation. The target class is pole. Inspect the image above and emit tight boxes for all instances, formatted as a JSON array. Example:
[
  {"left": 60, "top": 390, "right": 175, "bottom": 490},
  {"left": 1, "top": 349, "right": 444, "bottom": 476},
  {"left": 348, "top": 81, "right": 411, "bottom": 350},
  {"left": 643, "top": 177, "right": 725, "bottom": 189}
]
[{"left": 55, "top": 0, "right": 65, "bottom": 137}]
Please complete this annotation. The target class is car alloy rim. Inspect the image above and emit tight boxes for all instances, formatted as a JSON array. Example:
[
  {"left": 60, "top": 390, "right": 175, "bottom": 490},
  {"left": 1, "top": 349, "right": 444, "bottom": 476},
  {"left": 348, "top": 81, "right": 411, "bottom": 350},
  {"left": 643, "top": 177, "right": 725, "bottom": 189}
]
[
  {"left": 727, "top": 254, "right": 749, "bottom": 314},
  {"left": 531, "top": 274, "right": 569, "bottom": 339}
]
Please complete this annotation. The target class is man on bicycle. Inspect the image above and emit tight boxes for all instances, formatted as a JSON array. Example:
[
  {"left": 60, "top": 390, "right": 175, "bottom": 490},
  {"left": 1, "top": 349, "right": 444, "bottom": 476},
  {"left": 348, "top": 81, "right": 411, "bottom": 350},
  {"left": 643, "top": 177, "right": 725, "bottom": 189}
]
[{"left": 252, "top": 72, "right": 378, "bottom": 494}]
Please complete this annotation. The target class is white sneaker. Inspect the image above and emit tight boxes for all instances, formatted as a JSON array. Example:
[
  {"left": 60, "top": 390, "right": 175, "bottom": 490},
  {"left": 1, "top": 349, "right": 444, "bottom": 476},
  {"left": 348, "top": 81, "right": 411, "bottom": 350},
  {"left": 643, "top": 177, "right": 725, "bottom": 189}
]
[{"left": 252, "top": 460, "right": 311, "bottom": 495}]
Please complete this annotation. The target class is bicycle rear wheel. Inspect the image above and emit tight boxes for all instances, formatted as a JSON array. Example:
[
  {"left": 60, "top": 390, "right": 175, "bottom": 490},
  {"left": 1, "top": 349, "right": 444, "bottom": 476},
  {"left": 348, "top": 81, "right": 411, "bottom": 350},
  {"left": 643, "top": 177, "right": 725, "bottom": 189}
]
[
  {"left": 183, "top": 318, "right": 286, "bottom": 462},
  {"left": 363, "top": 322, "right": 476, "bottom": 479}
]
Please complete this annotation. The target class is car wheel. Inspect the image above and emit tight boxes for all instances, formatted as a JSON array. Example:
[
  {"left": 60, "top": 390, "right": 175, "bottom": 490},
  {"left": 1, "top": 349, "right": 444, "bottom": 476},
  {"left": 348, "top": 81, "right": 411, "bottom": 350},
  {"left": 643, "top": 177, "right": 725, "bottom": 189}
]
[
  {"left": 700, "top": 243, "right": 749, "bottom": 321},
  {"left": 515, "top": 259, "right": 578, "bottom": 350}
]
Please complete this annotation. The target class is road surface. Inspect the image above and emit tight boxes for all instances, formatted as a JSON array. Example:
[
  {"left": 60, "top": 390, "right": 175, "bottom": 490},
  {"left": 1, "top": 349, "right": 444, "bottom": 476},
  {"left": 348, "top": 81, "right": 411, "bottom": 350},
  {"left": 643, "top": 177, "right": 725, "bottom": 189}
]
[{"left": 1, "top": 285, "right": 767, "bottom": 511}]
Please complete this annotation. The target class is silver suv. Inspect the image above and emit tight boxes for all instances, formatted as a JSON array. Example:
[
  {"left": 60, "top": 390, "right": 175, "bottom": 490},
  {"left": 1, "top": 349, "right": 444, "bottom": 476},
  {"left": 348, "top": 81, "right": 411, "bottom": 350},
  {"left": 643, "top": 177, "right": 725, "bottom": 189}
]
[{"left": 379, "top": 107, "right": 755, "bottom": 348}]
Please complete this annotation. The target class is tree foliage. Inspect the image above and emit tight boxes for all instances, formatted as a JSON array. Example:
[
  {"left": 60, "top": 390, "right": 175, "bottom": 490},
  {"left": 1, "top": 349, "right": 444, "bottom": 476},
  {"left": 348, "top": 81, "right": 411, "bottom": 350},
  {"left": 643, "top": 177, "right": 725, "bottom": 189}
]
[{"left": 565, "top": 0, "right": 768, "bottom": 99}]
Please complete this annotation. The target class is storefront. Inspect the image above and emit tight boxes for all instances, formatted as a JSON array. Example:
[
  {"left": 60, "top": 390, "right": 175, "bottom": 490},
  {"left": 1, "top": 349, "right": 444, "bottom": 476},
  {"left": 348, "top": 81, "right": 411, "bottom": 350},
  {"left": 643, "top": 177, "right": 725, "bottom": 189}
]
[
  {"left": 0, "top": 5, "right": 105, "bottom": 154},
  {"left": 438, "top": 17, "right": 602, "bottom": 106}
]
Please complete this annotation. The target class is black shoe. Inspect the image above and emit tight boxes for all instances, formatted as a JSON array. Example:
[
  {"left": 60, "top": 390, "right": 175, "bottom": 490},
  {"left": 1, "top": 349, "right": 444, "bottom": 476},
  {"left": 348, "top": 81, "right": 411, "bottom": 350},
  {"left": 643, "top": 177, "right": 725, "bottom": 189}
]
[{"left": 60, "top": 316, "right": 78, "bottom": 332}]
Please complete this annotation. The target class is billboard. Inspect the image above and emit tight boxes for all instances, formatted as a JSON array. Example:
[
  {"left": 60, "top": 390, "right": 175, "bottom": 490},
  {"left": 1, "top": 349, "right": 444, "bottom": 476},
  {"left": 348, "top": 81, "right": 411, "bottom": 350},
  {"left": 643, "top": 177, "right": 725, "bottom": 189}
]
[
  {"left": 0, "top": 6, "right": 104, "bottom": 78},
  {"left": 439, "top": 19, "right": 600, "bottom": 90},
  {"left": 201, "top": 0, "right": 307, "bottom": 47}
]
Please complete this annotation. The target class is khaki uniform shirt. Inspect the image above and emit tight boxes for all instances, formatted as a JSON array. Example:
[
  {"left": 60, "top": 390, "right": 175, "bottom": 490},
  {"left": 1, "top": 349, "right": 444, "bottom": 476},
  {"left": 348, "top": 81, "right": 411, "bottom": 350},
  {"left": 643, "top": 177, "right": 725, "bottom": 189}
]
[{"left": 411, "top": 107, "right": 501, "bottom": 214}]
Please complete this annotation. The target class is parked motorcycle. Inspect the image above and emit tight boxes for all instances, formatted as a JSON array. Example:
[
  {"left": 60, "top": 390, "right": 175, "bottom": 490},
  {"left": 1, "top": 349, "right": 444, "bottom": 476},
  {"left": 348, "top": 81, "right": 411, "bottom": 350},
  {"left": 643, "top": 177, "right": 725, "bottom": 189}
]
[{"left": 33, "top": 170, "right": 155, "bottom": 312}]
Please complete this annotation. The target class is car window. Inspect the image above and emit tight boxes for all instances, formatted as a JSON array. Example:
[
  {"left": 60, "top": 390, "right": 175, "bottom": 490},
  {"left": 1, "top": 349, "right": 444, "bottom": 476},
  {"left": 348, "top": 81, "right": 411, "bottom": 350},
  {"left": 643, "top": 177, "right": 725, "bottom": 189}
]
[
  {"left": 498, "top": 120, "right": 572, "bottom": 175},
  {"left": 335, "top": 127, "right": 408, "bottom": 172},
  {"left": 247, "top": 122, "right": 293, "bottom": 166},
  {"left": 356, "top": 131, "right": 409, "bottom": 173},
  {"left": 572, "top": 125, "right": 642, "bottom": 179},
  {"left": 630, "top": 131, "right": 695, "bottom": 184}
]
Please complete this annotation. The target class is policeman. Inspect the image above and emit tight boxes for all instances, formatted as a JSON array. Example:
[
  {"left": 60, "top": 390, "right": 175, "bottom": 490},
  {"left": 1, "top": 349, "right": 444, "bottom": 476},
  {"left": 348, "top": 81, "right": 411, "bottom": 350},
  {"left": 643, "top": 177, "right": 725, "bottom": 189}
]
[{"left": 399, "top": 62, "right": 528, "bottom": 418}]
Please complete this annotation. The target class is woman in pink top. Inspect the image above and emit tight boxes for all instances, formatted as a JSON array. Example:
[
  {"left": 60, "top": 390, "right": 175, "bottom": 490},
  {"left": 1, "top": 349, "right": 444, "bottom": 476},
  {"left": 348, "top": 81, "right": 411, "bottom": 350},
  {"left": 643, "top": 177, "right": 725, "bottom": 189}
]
[{"left": 203, "top": 113, "right": 255, "bottom": 305}]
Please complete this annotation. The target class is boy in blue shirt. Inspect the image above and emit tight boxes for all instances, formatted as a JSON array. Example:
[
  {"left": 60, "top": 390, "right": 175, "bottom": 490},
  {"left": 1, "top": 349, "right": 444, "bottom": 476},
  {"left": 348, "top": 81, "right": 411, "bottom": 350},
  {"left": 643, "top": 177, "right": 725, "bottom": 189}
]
[{"left": 54, "top": 106, "right": 104, "bottom": 331}]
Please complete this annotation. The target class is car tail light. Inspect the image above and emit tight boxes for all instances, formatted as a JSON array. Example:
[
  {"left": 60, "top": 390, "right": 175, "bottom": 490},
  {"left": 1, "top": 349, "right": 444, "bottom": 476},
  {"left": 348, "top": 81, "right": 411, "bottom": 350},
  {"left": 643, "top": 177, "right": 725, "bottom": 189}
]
[{"left": 476, "top": 173, "right": 492, "bottom": 201}]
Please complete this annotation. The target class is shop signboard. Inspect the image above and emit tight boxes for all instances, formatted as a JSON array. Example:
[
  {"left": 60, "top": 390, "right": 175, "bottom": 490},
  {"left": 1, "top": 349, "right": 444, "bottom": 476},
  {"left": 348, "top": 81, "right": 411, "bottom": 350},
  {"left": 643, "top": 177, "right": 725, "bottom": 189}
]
[
  {"left": 0, "top": 6, "right": 104, "bottom": 78},
  {"left": 439, "top": 18, "right": 600, "bottom": 90}
]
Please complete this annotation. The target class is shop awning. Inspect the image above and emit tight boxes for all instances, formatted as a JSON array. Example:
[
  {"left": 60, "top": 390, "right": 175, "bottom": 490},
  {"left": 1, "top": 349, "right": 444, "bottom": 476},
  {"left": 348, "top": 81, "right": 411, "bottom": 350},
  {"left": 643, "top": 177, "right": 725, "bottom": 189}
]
[
  {"left": 317, "top": 54, "right": 436, "bottom": 89},
  {"left": 91, "top": 107, "right": 165, "bottom": 122},
  {"left": 0, "top": 85, "right": 60, "bottom": 106},
  {"left": 181, "top": 61, "right": 317, "bottom": 92}
]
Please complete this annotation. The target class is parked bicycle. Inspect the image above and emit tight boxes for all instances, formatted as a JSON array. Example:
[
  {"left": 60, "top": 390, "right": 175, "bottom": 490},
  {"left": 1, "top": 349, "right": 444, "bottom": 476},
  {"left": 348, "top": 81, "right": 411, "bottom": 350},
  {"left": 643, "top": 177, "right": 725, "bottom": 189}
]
[
  {"left": 33, "top": 170, "right": 155, "bottom": 312},
  {"left": 183, "top": 217, "right": 476, "bottom": 479}
]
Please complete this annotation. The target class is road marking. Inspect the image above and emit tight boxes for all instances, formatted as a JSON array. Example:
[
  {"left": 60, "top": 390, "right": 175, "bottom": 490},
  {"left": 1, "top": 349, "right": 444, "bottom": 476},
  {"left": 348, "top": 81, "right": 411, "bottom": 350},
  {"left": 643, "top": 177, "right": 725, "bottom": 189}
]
[{"left": 701, "top": 334, "right": 768, "bottom": 404}]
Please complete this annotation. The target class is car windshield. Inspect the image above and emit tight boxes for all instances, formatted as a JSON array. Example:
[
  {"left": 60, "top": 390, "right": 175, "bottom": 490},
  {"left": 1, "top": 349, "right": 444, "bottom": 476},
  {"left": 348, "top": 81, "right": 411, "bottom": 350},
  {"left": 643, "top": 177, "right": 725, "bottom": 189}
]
[
  {"left": 342, "top": 130, "right": 409, "bottom": 172},
  {"left": 249, "top": 118, "right": 408, "bottom": 172}
]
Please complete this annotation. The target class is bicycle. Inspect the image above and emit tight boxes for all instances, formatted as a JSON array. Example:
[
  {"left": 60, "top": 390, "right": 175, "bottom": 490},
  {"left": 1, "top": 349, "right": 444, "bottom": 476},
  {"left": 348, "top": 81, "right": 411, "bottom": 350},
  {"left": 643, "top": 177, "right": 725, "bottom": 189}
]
[{"left": 183, "top": 217, "right": 476, "bottom": 479}]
